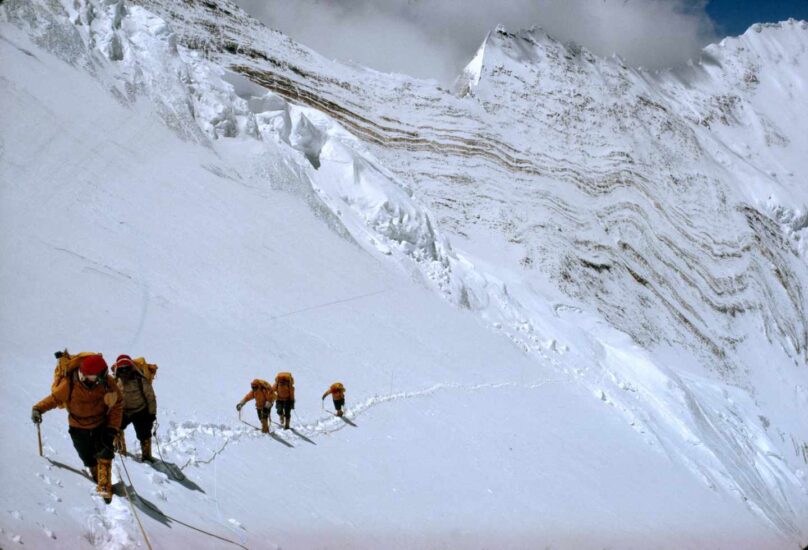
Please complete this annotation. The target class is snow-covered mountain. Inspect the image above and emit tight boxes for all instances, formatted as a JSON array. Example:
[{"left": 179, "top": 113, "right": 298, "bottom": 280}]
[{"left": 1, "top": 0, "right": 807, "bottom": 548}]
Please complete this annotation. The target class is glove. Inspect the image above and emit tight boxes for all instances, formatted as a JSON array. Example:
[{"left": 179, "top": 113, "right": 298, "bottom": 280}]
[
  {"left": 236, "top": 402, "right": 243, "bottom": 411},
  {"left": 31, "top": 409, "right": 42, "bottom": 424},
  {"left": 263, "top": 402, "right": 272, "bottom": 410}
]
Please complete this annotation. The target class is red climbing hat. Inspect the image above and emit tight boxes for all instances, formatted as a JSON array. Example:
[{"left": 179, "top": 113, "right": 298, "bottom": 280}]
[
  {"left": 80, "top": 354, "right": 108, "bottom": 376},
  {"left": 115, "top": 354, "right": 134, "bottom": 368}
]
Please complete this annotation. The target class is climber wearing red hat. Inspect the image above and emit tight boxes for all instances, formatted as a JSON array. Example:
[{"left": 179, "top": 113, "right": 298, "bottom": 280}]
[
  {"left": 32, "top": 351, "right": 122, "bottom": 503},
  {"left": 112, "top": 354, "right": 158, "bottom": 461}
]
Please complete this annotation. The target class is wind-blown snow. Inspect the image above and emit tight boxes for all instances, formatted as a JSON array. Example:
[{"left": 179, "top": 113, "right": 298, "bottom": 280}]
[{"left": 1, "top": 0, "right": 807, "bottom": 548}]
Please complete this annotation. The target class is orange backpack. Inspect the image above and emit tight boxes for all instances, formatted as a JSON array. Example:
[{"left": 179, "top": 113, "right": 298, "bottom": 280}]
[
  {"left": 50, "top": 350, "right": 110, "bottom": 408},
  {"left": 275, "top": 372, "right": 294, "bottom": 399},
  {"left": 253, "top": 379, "right": 273, "bottom": 391},
  {"left": 132, "top": 357, "right": 158, "bottom": 382}
]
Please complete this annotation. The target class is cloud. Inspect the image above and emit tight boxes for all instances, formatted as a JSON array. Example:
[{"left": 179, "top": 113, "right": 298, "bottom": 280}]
[{"left": 233, "top": 0, "right": 718, "bottom": 82}]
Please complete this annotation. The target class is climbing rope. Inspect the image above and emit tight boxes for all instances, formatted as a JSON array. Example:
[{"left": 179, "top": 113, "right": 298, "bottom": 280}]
[
  {"left": 152, "top": 422, "right": 166, "bottom": 462},
  {"left": 152, "top": 422, "right": 186, "bottom": 480},
  {"left": 115, "top": 454, "right": 154, "bottom": 550},
  {"left": 117, "top": 452, "right": 249, "bottom": 549},
  {"left": 269, "top": 287, "right": 390, "bottom": 321}
]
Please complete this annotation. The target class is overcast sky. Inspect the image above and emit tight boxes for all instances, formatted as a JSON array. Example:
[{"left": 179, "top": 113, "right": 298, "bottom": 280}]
[{"left": 232, "top": 0, "right": 722, "bottom": 82}]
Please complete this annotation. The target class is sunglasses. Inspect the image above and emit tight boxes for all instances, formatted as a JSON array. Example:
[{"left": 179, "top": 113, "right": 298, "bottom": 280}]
[{"left": 78, "top": 370, "right": 103, "bottom": 385}]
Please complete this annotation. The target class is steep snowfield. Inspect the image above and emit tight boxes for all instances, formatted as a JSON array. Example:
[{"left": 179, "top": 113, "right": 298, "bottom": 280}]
[
  {"left": 121, "top": 0, "right": 808, "bottom": 541},
  {"left": 1, "top": 0, "right": 807, "bottom": 549}
]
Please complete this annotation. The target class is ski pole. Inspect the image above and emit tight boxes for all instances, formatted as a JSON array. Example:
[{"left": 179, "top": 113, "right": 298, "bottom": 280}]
[{"left": 37, "top": 423, "right": 43, "bottom": 457}]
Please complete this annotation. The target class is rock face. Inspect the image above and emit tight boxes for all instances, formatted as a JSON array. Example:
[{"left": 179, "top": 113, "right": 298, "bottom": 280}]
[{"left": 4, "top": 0, "right": 808, "bottom": 542}]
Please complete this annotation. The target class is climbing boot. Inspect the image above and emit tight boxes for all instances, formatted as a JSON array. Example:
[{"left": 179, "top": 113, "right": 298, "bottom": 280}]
[
  {"left": 140, "top": 438, "right": 153, "bottom": 462},
  {"left": 89, "top": 464, "right": 99, "bottom": 483},
  {"left": 115, "top": 432, "right": 127, "bottom": 455},
  {"left": 284, "top": 416, "right": 290, "bottom": 430},
  {"left": 260, "top": 417, "right": 270, "bottom": 434},
  {"left": 337, "top": 409, "right": 344, "bottom": 417},
  {"left": 96, "top": 458, "right": 113, "bottom": 503}
]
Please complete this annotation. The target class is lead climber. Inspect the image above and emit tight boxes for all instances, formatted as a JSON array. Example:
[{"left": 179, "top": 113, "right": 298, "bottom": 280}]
[
  {"left": 31, "top": 352, "right": 122, "bottom": 503},
  {"left": 321, "top": 382, "right": 346, "bottom": 417}
]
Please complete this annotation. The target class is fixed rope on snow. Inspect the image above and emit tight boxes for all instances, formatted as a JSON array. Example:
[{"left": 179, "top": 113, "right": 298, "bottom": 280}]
[
  {"left": 116, "top": 454, "right": 154, "bottom": 550},
  {"left": 152, "top": 422, "right": 167, "bottom": 462},
  {"left": 152, "top": 422, "right": 187, "bottom": 480},
  {"left": 269, "top": 287, "right": 390, "bottom": 321},
  {"left": 117, "top": 452, "right": 249, "bottom": 549}
]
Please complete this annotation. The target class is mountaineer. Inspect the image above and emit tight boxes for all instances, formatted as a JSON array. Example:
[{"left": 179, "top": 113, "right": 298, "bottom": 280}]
[
  {"left": 236, "top": 379, "right": 276, "bottom": 433},
  {"left": 274, "top": 372, "right": 295, "bottom": 430},
  {"left": 322, "top": 382, "right": 346, "bottom": 417},
  {"left": 112, "top": 355, "right": 158, "bottom": 461},
  {"left": 31, "top": 351, "right": 122, "bottom": 503}
]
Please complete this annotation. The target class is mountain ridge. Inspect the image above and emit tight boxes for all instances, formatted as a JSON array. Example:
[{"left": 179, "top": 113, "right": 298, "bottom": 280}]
[{"left": 1, "top": 0, "right": 807, "bottom": 547}]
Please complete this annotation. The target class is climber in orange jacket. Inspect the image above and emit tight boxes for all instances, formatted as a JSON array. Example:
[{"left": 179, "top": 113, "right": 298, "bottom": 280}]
[
  {"left": 31, "top": 353, "right": 122, "bottom": 502},
  {"left": 274, "top": 372, "right": 295, "bottom": 430},
  {"left": 322, "top": 382, "right": 346, "bottom": 417},
  {"left": 237, "top": 379, "right": 276, "bottom": 433}
]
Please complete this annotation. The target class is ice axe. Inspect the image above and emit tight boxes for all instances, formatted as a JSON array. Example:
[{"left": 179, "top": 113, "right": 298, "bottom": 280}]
[{"left": 37, "top": 422, "right": 43, "bottom": 457}]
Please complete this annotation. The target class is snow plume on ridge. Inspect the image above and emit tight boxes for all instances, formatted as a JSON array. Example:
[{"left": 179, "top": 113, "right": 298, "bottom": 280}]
[{"left": 233, "top": 0, "right": 717, "bottom": 82}]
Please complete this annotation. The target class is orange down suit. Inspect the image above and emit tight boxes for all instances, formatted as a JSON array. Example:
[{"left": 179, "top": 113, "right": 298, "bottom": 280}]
[
  {"left": 242, "top": 380, "right": 276, "bottom": 409},
  {"left": 34, "top": 375, "right": 123, "bottom": 430},
  {"left": 322, "top": 383, "right": 345, "bottom": 401}
]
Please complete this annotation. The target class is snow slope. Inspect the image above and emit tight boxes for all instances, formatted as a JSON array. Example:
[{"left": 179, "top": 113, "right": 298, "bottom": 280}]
[{"left": 1, "top": 0, "right": 807, "bottom": 548}]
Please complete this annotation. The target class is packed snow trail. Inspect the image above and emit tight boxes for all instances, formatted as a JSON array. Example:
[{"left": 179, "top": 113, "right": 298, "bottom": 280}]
[{"left": 164, "top": 379, "right": 568, "bottom": 460}]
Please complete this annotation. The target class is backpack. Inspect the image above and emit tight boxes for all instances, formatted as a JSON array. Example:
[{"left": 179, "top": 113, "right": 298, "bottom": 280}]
[
  {"left": 50, "top": 350, "right": 109, "bottom": 409},
  {"left": 275, "top": 372, "right": 294, "bottom": 399},
  {"left": 253, "top": 379, "right": 273, "bottom": 391},
  {"left": 132, "top": 357, "right": 158, "bottom": 382},
  {"left": 275, "top": 372, "right": 294, "bottom": 386}
]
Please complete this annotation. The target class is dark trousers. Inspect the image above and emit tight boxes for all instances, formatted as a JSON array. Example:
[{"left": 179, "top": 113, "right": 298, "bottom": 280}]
[
  {"left": 257, "top": 408, "right": 271, "bottom": 421},
  {"left": 333, "top": 398, "right": 345, "bottom": 411},
  {"left": 121, "top": 408, "right": 155, "bottom": 442},
  {"left": 276, "top": 400, "right": 294, "bottom": 417},
  {"left": 69, "top": 426, "right": 114, "bottom": 467}
]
